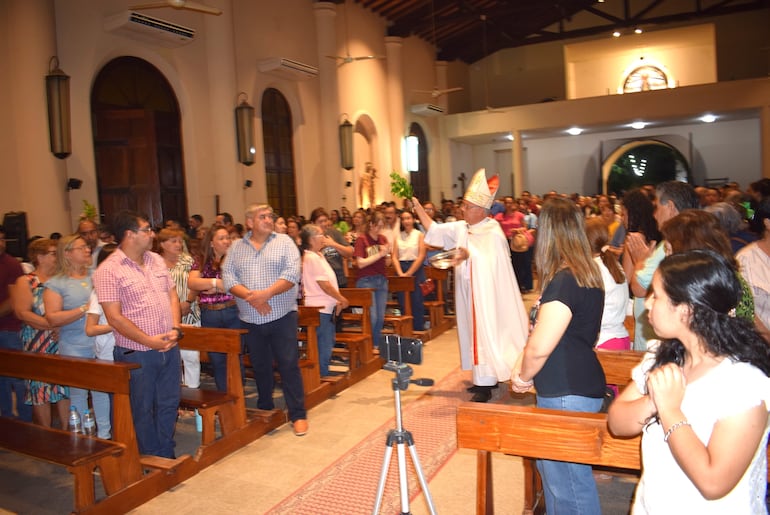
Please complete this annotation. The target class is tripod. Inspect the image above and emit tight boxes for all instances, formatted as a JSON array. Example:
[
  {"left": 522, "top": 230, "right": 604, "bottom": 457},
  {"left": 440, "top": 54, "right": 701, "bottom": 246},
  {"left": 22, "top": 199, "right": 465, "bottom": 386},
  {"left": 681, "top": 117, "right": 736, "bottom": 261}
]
[{"left": 372, "top": 362, "right": 437, "bottom": 515}]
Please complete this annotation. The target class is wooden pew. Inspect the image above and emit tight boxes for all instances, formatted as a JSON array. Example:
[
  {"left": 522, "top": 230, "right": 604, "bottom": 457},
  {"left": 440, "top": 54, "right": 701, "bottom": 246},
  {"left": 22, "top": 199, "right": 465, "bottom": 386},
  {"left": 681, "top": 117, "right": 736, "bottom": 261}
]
[
  {"left": 423, "top": 266, "right": 454, "bottom": 337},
  {"left": 296, "top": 305, "right": 334, "bottom": 408},
  {"left": 384, "top": 275, "right": 415, "bottom": 337},
  {"left": 457, "top": 350, "right": 645, "bottom": 515},
  {"left": 178, "top": 326, "right": 286, "bottom": 463},
  {"left": 336, "top": 287, "right": 383, "bottom": 384},
  {"left": 0, "top": 349, "right": 143, "bottom": 514}
]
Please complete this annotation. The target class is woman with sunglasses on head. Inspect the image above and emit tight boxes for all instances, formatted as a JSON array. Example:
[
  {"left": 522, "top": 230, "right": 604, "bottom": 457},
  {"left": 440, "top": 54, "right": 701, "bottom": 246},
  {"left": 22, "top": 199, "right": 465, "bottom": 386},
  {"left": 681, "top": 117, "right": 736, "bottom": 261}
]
[{"left": 43, "top": 233, "right": 101, "bottom": 419}]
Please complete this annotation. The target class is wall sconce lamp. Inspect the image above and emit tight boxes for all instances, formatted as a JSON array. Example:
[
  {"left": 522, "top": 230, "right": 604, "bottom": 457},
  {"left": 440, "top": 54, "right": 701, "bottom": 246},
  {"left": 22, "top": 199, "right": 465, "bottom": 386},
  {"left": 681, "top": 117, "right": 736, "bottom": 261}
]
[
  {"left": 66, "top": 178, "right": 83, "bottom": 191},
  {"left": 339, "top": 115, "right": 354, "bottom": 170},
  {"left": 405, "top": 135, "right": 419, "bottom": 172},
  {"left": 46, "top": 56, "right": 71, "bottom": 159},
  {"left": 235, "top": 92, "right": 256, "bottom": 166}
]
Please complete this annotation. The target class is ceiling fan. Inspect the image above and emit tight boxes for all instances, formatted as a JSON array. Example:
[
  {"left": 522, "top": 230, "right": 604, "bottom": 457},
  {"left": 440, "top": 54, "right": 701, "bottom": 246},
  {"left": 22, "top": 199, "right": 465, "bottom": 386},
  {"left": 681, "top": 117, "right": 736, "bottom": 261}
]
[
  {"left": 325, "top": 3, "right": 384, "bottom": 67},
  {"left": 413, "top": 1, "right": 463, "bottom": 100},
  {"left": 130, "top": 0, "right": 222, "bottom": 16}
]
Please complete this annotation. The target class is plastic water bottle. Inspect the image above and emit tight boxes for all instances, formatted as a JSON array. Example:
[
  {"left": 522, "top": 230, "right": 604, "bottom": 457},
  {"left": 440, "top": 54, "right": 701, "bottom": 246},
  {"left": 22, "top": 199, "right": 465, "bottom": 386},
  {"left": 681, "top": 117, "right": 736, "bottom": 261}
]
[
  {"left": 67, "top": 406, "right": 83, "bottom": 433},
  {"left": 82, "top": 409, "right": 96, "bottom": 436}
]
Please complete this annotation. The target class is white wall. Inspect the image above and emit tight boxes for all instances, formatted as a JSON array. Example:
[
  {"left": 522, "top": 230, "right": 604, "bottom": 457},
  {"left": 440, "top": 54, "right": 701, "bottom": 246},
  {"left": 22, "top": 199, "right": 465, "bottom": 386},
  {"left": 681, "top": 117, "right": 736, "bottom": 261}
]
[{"left": 521, "top": 118, "right": 760, "bottom": 196}]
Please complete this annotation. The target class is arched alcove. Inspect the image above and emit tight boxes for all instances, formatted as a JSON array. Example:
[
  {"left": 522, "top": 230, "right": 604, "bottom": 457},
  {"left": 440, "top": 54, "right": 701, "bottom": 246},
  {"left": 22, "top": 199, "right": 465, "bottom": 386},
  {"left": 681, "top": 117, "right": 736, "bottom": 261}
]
[{"left": 603, "top": 139, "right": 691, "bottom": 195}]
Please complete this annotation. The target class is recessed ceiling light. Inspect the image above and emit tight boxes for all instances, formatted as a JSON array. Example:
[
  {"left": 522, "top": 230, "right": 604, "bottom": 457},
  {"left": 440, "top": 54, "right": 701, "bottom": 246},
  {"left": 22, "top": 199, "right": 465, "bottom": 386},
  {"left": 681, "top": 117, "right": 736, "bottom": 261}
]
[
  {"left": 630, "top": 121, "right": 646, "bottom": 130},
  {"left": 504, "top": 133, "right": 514, "bottom": 141},
  {"left": 566, "top": 127, "right": 583, "bottom": 136},
  {"left": 634, "top": 27, "right": 643, "bottom": 34},
  {"left": 700, "top": 114, "right": 717, "bottom": 123},
  {"left": 612, "top": 31, "right": 621, "bottom": 38}
]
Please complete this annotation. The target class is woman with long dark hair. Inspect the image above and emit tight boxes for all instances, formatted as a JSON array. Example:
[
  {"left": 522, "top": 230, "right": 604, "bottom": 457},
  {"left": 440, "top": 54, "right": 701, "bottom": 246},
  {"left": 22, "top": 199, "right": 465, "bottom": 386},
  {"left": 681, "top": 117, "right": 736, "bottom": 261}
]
[
  {"left": 353, "top": 211, "right": 390, "bottom": 351},
  {"left": 511, "top": 197, "right": 606, "bottom": 513},
  {"left": 622, "top": 188, "right": 661, "bottom": 350},
  {"left": 609, "top": 250, "right": 770, "bottom": 512},
  {"left": 188, "top": 224, "right": 239, "bottom": 391}
]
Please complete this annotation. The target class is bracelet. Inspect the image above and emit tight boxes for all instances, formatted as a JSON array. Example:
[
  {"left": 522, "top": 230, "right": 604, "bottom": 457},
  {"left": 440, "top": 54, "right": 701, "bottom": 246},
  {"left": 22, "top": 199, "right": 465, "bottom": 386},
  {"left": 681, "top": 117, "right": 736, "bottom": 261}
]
[
  {"left": 514, "top": 373, "right": 533, "bottom": 386},
  {"left": 172, "top": 327, "right": 185, "bottom": 340},
  {"left": 664, "top": 420, "right": 691, "bottom": 442}
]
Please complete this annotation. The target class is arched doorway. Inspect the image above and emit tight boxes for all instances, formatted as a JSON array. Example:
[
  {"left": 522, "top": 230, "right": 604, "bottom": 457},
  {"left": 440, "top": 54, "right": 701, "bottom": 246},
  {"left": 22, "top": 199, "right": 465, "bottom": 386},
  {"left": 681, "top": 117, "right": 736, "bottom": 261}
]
[
  {"left": 603, "top": 139, "right": 691, "bottom": 195},
  {"left": 408, "top": 122, "right": 430, "bottom": 201},
  {"left": 91, "top": 57, "right": 186, "bottom": 227},
  {"left": 261, "top": 88, "right": 297, "bottom": 218}
]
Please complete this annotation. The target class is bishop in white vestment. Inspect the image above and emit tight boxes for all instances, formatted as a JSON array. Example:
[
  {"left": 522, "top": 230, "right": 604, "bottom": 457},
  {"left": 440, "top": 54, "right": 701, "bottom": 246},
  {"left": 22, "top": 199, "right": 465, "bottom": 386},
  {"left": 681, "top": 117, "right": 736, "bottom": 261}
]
[{"left": 413, "top": 169, "right": 529, "bottom": 401}]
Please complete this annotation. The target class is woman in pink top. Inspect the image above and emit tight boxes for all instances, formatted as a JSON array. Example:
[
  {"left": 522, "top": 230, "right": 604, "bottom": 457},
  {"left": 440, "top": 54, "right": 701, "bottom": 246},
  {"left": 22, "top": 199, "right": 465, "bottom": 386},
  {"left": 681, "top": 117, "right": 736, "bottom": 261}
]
[{"left": 300, "top": 224, "right": 349, "bottom": 377}]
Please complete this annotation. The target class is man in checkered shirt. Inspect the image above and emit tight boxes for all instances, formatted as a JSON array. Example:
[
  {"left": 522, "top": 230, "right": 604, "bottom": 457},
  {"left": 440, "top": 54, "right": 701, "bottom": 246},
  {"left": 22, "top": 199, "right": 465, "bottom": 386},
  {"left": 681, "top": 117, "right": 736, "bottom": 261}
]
[
  {"left": 223, "top": 204, "right": 308, "bottom": 436},
  {"left": 94, "top": 210, "right": 182, "bottom": 458}
]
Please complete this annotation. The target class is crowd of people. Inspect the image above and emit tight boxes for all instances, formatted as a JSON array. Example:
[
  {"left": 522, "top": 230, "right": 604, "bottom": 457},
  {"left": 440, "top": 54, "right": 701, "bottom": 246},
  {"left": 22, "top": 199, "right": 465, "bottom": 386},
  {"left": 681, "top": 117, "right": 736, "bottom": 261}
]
[{"left": 1, "top": 175, "right": 770, "bottom": 510}]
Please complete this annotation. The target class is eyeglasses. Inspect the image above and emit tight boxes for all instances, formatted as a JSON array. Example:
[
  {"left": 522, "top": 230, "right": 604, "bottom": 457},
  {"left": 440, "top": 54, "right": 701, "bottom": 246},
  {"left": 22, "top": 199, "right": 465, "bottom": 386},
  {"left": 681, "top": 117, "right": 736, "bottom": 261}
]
[
  {"left": 135, "top": 227, "right": 154, "bottom": 234},
  {"left": 68, "top": 245, "right": 90, "bottom": 252}
]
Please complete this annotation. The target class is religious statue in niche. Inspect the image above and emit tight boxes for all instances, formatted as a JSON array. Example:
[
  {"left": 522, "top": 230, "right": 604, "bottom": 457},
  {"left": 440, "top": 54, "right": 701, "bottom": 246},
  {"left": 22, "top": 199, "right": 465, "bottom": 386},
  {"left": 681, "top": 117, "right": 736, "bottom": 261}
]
[
  {"left": 359, "top": 162, "right": 378, "bottom": 208},
  {"left": 622, "top": 64, "right": 669, "bottom": 93}
]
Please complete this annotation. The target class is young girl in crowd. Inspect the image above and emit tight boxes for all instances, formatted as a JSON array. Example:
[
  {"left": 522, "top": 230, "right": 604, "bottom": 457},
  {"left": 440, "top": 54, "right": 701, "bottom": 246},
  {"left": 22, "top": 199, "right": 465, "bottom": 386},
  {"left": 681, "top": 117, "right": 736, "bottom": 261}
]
[{"left": 608, "top": 250, "right": 770, "bottom": 513}]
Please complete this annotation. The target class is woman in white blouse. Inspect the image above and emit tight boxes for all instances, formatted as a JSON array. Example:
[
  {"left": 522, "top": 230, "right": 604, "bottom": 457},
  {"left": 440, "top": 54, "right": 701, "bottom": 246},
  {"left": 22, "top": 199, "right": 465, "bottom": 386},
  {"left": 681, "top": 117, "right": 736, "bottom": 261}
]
[{"left": 392, "top": 210, "right": 427, "bottom": 332}]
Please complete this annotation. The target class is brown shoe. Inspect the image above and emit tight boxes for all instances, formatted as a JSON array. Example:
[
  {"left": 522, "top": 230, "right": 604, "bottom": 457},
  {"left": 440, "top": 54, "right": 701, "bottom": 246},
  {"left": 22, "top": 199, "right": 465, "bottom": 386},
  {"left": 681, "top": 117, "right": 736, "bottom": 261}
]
[{"left": 292, "top": 419, "right": 309, "bottom": 436}]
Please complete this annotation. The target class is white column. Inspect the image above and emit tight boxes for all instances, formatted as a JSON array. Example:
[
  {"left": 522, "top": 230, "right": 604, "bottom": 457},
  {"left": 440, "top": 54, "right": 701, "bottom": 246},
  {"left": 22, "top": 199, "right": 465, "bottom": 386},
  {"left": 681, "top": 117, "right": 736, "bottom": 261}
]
[
  {"left": 314, "top": 2, "right": 343, "bottom": 209},
  {"left": 512, "top": 130, "right": 524, "bottom": 196},
  {"left": 385, "top": 36, "right": 405, "bottom": 181}
]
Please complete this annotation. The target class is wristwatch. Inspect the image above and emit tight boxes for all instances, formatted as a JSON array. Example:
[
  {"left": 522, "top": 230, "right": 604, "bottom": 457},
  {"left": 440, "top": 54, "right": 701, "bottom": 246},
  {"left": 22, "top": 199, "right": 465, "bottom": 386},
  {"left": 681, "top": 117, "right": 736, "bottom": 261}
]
[{"left": 172, "top": 327, "right": 185, "bottom": 340}]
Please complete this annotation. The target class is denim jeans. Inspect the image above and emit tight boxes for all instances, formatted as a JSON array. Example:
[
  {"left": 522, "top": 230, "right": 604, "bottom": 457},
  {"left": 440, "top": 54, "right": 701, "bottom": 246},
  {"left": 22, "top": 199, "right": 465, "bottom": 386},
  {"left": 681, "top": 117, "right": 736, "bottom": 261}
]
[
  {"left": 114, "top": 346, "right": 181, "bottom": 458},
  {"left": 355, "top": 274, "right": 388, "bottom": 350},
  {"left": 59, "top": 342, "right": 109, "bottom": 426},
  {"left": 397, "top": 261, "right": 426, "bottom": 332},
  {"left": 536, "top": 394, "right": 603, "bottom": 515},
  {"left": 317, "top": 313, "right": 335, "bottom": 377},
  {"left": 0, "top": 331, "right": 32, "bottom": 421},
  {"left": 242, "top": 311, "right": 306, "bottom": 422},
  {"left": 200, "top": 304, "right": 243, "bottom": 391}
]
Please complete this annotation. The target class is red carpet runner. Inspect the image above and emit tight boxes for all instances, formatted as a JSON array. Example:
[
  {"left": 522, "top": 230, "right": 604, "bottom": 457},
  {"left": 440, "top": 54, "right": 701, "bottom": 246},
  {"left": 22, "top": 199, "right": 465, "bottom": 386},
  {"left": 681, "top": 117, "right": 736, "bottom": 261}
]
[{"left": 266, "top": 366, "right": 467, "bottom": 514}]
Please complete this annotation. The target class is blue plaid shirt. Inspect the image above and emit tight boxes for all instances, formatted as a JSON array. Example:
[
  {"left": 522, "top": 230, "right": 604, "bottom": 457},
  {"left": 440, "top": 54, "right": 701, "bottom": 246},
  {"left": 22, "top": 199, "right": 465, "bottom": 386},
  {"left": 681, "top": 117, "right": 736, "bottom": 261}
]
[{"left": 223, "top": 231, "right": 301, "bottom": 324}]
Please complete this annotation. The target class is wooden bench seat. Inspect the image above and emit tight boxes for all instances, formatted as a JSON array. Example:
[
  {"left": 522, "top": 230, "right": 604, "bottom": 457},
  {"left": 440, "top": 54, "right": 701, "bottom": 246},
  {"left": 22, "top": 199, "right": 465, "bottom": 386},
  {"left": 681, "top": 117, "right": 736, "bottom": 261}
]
[
  {"left": 423, "top": 266, "right": 454, "bottom": 337},
  {"left": 336, "top": 288, "right": 383, "bottom": 384},
  {"left": 383, "top": 275, "right": 416, "bottom": 337},
  {"left": 179, "top": 327, "right": 285, "bottom": 455},
  {"left": 458, "top": 350, "right": 644, "bottom": 515},
  {"left": 0, "top": 417, "right": 126, "bottom": 512},
  {"left": 0, "top": 349, "right": 143, "bottom": 514},
  {"left": 296, "top": 306, "right": 333, "bottom": 407}
]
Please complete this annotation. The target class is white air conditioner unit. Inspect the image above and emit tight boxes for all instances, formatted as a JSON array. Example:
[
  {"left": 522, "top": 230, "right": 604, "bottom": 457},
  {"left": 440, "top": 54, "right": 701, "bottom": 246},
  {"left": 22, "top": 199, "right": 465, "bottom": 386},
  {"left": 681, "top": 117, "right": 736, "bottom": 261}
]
[
  {"left": 410, "top": 104, "right": 444, "bottom": 117},
  {"left": 104, "top": 11, "right": 195, "bottom": 48},
  {"left": 258, "top": 58, "right": 318, "bottom": 81}
]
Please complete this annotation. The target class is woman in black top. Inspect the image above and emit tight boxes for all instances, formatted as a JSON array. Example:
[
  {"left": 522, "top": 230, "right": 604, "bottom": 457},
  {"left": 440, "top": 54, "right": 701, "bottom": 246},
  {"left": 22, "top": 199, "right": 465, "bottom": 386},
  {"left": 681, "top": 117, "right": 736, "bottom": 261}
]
[{"left": 512, "top": 197, "right": 606, "bottom": 514}]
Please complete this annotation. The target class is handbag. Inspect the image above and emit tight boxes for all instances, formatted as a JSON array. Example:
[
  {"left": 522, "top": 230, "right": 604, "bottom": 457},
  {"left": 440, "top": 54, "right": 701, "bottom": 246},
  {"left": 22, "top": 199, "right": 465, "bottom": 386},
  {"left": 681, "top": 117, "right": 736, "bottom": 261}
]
[{"left": 419, "top": 278, "right": 436, "bottom": 296}]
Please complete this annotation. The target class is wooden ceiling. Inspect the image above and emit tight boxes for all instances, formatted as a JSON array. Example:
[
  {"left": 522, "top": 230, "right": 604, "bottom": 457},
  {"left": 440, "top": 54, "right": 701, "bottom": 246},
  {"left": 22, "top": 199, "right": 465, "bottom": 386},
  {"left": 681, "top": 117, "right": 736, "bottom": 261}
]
[{"left": 343, "top": 0, "right": 770, "bottom": 63}]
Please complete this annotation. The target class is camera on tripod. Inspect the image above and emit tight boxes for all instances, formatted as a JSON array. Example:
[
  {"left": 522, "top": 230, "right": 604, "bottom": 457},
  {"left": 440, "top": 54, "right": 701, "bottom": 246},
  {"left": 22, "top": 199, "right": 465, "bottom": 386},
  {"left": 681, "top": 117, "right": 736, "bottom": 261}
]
[{"left": 382, "top": 335, "right": 423, "bottom": 365}]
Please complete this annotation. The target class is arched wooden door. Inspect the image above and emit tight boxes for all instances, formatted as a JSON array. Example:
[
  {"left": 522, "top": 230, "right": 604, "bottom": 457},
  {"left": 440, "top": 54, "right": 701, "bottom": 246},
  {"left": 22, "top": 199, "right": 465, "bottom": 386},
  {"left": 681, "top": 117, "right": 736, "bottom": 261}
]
[
  {"left": 261, "top": 88, "right": 297, "bottom": 218},
  {"left": 91, "top": 57, "right": 186, "bottom": 227}
]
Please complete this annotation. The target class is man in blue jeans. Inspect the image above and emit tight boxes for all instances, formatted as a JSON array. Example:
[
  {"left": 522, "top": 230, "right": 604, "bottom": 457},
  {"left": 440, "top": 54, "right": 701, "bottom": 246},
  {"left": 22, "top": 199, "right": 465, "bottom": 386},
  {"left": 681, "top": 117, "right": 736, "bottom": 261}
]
[
  {"left": 223, "top": 204, "right": 308, "bottom": 437},
  {"left": 94, "top": 211, "right": 182, "bottom": 458},
  {"left": 0, "top": 226, "right": 31, "bottom": 421}
]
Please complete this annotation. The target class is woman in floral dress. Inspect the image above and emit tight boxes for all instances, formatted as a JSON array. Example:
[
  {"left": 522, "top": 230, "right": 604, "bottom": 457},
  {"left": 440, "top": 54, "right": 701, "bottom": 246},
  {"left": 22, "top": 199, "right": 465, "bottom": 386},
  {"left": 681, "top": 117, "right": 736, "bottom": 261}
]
[{"left": 12, "top": 238, "right": 68, "bottom": 427}]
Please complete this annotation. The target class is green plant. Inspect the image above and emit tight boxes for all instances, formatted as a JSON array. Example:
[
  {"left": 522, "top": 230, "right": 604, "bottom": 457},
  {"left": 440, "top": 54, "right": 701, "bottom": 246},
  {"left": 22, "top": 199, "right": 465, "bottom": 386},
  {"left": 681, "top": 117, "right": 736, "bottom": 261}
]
[{"left": 389, "top": 172, "right": 413, "bottom": 199}]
